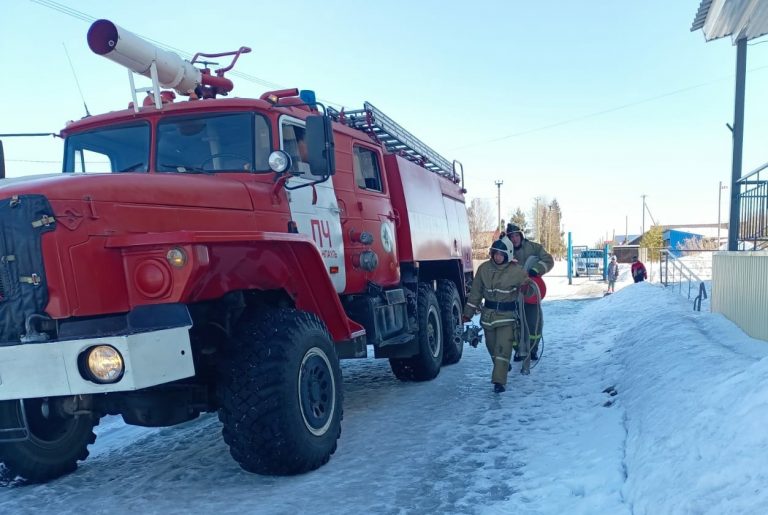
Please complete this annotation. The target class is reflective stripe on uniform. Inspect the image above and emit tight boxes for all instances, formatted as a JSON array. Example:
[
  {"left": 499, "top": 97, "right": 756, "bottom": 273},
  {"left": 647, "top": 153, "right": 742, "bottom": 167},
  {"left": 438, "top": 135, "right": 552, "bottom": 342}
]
[
  {"left": 494, "top": 356, "right": 510, "bottom": 364},
  {"left": 481, "top": 318, "right": 517, "bottom": 327}
]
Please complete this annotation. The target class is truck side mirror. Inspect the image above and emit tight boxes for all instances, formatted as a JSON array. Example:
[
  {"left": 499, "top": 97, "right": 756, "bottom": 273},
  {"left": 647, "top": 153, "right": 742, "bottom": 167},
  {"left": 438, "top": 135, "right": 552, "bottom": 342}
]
[{"left": 305, "top": 115, "right": 335, "bottom": 177}]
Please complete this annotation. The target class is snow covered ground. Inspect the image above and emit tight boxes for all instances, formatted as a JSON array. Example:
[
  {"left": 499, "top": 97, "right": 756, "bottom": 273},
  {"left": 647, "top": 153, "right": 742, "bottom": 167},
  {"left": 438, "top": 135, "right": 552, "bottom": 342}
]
[{"left": 2, "top": 262, "right": 767, "bottom": 514}]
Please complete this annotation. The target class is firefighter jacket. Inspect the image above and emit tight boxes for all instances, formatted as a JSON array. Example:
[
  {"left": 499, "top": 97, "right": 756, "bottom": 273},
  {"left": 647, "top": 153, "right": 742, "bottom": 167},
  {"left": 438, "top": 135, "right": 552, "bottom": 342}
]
[
  {"left": 513, "top": 240, "right": 554, "bottom": 276},
  {"left": 463, "top": 260, "right": 529, "bottom": 329}
]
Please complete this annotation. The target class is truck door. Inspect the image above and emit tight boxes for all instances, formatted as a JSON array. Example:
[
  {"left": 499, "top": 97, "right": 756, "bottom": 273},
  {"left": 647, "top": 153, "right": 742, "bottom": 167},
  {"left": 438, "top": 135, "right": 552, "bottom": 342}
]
[
  {"left": 349, "top": 143, "right": 399, "bottom": 288},
  {"left": 280, "top": 117, "right": 346, "bottom": 292}
]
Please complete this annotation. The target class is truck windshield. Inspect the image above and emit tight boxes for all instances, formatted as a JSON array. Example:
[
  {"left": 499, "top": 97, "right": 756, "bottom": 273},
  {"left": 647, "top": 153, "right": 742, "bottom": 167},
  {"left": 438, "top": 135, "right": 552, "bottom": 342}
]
[
  {"left": 63, "top": 123, "right": 150, "bottom": 173},
  {"left": 156, "top": 112, "right": 271, "bottom": 173}
]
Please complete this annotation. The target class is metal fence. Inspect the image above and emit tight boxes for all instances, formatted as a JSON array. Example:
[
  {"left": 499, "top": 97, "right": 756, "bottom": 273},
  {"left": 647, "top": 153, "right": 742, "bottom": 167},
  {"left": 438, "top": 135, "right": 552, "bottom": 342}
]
[
  {"left": 658, "top": 250, "right": 710, "bottom": 310},
  {"left": 738, "top": 161, "right": 768, "bottom": 249}
]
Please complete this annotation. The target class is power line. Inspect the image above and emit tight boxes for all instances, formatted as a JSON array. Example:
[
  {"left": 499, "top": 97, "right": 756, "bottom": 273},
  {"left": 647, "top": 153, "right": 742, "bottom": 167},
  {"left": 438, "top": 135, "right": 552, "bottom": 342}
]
[
  {"left": 29, "top": 0, "right": 348, "bottom": 108},
  {"left": 6, "top": 159, "right": 62, "bottom": 163},
  {"left": 31, "top": 0, "right": 92, "bottom": 22},
  {"left": 451, "top": 63, "right": 768, "bottom": 151}
]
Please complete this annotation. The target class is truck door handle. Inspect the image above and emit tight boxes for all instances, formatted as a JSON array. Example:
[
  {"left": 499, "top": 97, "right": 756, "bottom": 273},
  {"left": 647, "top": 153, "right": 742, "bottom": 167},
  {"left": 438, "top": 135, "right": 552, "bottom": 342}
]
[{"left": 386, "top": 209, "right": 401, "bottom": 227}]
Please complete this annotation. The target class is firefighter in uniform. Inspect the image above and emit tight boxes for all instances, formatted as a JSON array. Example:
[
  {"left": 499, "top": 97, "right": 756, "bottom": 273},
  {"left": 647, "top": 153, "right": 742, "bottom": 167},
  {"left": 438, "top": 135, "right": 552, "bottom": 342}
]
[
  {"left": 463, "top": 237, "right": 530, "bottom": 393},
  {"left": 506, "top": 223, "right": 554, "bottom": 361}
]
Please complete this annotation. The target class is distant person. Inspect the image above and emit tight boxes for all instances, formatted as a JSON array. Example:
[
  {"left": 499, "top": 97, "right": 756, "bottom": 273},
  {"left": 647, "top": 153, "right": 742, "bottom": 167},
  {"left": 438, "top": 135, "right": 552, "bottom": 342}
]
[
  {"left": 295, "top": 126, "right": 309, "bottom": 163},
  {"left": 283, "top": 125, "right": 310, "bottom": 174},
  {"left": 462, "top": 237, "right": 530, "bottom": 393},
  {"left": 505, "top": 223, "right": 554, "bottom": 361},
  {"left": 631, "top": 256, "right": 647, "bottom": 283},
  {"left": 607, "top": 256, "right": 619, "bottom": 293}
]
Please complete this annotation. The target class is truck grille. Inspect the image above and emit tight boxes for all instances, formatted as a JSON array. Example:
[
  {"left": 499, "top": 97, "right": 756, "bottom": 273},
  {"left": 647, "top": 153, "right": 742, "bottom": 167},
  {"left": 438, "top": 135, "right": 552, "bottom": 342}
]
[{"left": 0, "top": 194, "right": 56, "bottom": 343}]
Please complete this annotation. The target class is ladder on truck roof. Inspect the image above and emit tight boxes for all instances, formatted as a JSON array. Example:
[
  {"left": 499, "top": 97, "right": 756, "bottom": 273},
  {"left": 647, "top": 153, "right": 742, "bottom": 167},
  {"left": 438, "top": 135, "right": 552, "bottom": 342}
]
[{"left": 328, "top": 102, "right": 458, "bottom": 182}]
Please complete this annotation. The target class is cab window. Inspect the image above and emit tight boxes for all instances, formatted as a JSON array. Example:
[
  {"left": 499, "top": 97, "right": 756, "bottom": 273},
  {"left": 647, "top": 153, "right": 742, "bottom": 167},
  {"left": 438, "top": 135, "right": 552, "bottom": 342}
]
[
  {"left": 156, "top": 113, "right": 271, "bottom": 173},
  {"left": 353, "top": 146, "right": 383, "bottom": 192},
  {"left": 280, "top": 121, "right": 310, "bottom": 175},
  {"left": 63, "top": 123, "right": 150, "bottom": 173}
]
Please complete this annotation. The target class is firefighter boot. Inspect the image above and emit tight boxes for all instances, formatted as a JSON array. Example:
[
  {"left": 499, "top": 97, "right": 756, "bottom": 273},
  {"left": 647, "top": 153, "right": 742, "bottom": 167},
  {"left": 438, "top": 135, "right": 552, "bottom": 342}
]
[
  {"left": 530, "top": 341, "right": 539, "bottom": 361},
  {"left": 493, "top": 383, "right": 506, "bottom": 393}
]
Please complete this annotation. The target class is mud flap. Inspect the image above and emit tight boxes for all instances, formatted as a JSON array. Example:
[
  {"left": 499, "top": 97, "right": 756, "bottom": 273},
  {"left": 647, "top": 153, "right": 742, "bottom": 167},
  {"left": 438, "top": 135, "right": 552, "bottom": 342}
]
[{"left": 0, "top": 400, "right": 29, "bottom": 442}]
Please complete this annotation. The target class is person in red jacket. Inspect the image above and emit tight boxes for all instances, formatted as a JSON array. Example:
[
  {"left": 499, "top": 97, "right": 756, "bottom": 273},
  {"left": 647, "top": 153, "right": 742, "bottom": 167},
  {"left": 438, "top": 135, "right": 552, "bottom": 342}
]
[{"left": 631, "top": 256, "right": 647, "bottom": 283}]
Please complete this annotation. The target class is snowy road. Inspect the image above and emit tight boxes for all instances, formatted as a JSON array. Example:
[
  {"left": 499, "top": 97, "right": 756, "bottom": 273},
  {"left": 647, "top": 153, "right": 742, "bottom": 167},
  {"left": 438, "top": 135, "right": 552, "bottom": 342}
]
[
  {"left": 3, "top": 267, "right": 768, "bottom": 514},
  {"left": 0, "top": 295, "right": 628, "bottom": 514}
]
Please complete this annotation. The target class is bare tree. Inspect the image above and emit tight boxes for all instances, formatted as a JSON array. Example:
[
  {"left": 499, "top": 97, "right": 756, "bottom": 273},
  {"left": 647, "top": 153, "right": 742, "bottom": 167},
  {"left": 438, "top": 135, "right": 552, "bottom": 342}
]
[
  {"left": 468, "top": 198, "right": 493, "bottom": 234},
  {"left": 467, "top": 198, "right": 495, "bottom": 258},
  {"left": 677, "top": 236, "right": 720, "bottom": 254},
  {"left": 530, "top": 196, "right": 548, "bottom": 243},
  {"left": 526, "top": 197, "right": 566, "bottom": 258},
  {"left": 546, "top": 199, "right": 566, "bottom": 258}
]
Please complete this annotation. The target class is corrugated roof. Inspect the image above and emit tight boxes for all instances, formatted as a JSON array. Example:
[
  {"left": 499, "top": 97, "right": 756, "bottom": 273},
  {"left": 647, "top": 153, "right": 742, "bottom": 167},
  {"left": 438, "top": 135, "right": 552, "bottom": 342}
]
[
  {"left": 691, "top": 0, "right": 714, "bottom": 31},
  {"left": 691, "top": 0, "right": 768, "bottom": 43}
]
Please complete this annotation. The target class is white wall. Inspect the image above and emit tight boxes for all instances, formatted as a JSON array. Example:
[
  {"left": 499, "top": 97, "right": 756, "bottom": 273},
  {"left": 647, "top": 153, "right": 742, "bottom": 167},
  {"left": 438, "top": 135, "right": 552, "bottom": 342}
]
[{"left": 712, "top": 251, "right": 768, "bottom": 342}]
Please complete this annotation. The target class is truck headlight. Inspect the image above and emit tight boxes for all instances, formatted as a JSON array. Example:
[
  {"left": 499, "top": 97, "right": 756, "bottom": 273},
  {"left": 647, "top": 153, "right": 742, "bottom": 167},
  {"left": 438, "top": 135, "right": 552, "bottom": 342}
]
[
  {"left": 268, "top": 150, "right": 291, "bottom": 173},
  {"left": 80, "top": 345, "right": 125, "bottom": 384}
]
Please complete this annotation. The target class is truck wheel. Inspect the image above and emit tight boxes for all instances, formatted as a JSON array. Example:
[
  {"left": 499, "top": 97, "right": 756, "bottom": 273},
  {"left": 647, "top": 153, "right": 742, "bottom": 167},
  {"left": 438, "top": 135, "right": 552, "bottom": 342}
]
[
  {"left": 389, "top": 283, "right": 443, "bottom": 381},
  {"left": 437, "top": 280, "right": 463, "bottom": 365},
  {"left": 217, "top": 308, "right": 343, "bottom": 475},
  {"left": 0, "top": 399, "right": 97, "bottom": 483}
]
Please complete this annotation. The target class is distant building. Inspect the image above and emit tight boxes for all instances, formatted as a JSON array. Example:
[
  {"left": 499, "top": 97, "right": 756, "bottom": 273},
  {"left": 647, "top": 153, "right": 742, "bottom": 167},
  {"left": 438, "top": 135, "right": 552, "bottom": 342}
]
[
  {"left": 613, "top": 224, "right": 721, "bottom": 260},
  {"left": 613, "top": 245, "right": 640, "bottom": 263},
  {"left": 612, "top": 234, "right": 641, "bottom": 246},
  {"left": 664, "top": 229, "right": 704, "bottom": 257}
]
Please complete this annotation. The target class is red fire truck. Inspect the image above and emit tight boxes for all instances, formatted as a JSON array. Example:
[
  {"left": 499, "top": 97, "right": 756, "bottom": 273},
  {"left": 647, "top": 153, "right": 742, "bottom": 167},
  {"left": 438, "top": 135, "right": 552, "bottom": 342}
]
[{"left": 0, "top": 20, "right": 472, "bottom": 482}]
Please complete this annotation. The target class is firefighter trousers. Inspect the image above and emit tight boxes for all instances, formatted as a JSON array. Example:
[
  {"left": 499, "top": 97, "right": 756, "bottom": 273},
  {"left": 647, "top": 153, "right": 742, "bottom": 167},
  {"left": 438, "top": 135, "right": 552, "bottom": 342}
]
[
  {"left": 484, "top": 322, "right": 519, "bottom": 385},
  {"left": 523, "top": 302, "right": 543, "bottom": 356}
]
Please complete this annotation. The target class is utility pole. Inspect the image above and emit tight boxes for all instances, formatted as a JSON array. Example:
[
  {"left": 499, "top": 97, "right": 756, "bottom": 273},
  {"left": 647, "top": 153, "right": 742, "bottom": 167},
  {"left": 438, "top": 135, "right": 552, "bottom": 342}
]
[
  {"left": 534, "top": 196, "right": 541, "bottom": 241},
  {"left": 494, "top": 180, "right": 503, "bottom": 232},
  {"left": 625, "top": 215, "right": 628, "bottom": 244},
  {"left": 718, "top": 181, "right": 728, "bottom": 245},
  {"left": 728, "top": 37, "right": 747, "bottom": 251},
  {"left": 641, "top": 194, "right": 647, "bottom": 235}
]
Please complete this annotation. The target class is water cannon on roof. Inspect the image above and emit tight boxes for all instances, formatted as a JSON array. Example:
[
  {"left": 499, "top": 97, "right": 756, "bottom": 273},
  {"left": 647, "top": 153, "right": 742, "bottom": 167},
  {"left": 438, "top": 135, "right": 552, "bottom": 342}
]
[{"left": 87, "top": 19, "right": 250, "bottom": 110}]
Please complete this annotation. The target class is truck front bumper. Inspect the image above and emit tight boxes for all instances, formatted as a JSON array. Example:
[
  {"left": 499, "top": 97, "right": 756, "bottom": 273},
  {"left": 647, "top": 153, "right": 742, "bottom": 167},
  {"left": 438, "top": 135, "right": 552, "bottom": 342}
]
[{"left": 0, "top": 325, "right": 194, "bottom": 401}]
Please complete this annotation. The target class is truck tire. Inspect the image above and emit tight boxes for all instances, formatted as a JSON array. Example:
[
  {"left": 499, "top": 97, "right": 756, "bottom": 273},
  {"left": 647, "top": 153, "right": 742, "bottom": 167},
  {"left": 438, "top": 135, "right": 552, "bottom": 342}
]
[
  {"left": 437, "top": 280, "right": 463, "bottom": 365},
  {"left": 217, "top": 308, "right": 343, "bottom": 475},
  {"left": 0, "top": 398, "right": 97, "bottom": 483},
  {"left": 389, "top": 283, "right": 443, "bottom": 381}
]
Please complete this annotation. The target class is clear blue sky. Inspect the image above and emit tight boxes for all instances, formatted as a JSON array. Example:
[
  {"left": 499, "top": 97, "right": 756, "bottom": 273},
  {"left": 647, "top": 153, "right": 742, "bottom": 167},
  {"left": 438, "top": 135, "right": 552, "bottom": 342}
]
[{"left": 2, "top": 0, "right": 767, "bottom": 244}]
